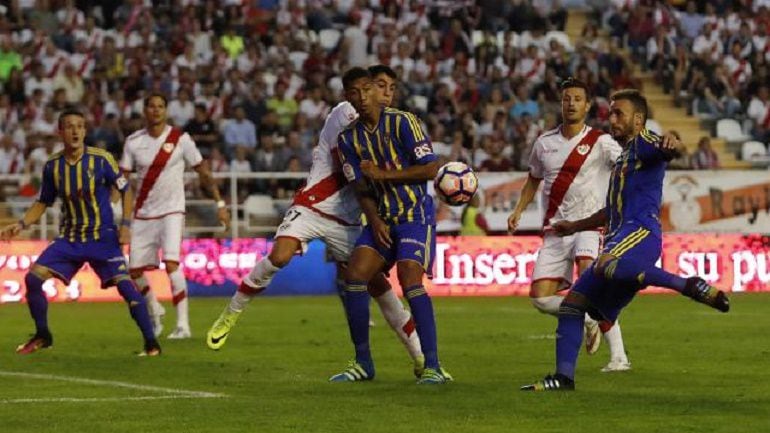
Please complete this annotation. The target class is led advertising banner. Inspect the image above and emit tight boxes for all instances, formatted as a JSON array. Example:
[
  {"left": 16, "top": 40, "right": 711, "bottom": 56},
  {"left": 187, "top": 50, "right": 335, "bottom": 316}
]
[{"left": 0, "top": 234, "right": 767, "bottom": 303}]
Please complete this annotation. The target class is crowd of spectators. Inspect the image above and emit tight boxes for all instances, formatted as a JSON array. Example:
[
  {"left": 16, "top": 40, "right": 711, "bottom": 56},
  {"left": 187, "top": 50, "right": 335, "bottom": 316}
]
[
  {"left": 604, "top": 0, "right": 770, "bottom": 165},
  {"left": 1, "top": 0, "right": 754, "bottom": 204}
]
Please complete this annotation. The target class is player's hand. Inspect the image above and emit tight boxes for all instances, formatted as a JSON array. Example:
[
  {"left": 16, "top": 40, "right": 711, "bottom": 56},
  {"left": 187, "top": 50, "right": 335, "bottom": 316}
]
[
  {"left": 658, "top": 132, "right": 681, "bottom": 152},
  {"left": 0, "top": 223, "right": 22, "bottom": 241},
  {"left": 217, "top": 206, "right": 230, "bottom": 230},
  {"left": 550, "top": 220, "right": 577, "bottom": 237},
  {"left": 119, "top": 226, "right": 131, "bottom": 245},
  {"left": 360, "top": 160, "right": 385, "bottom": 180},
  {"left": 507, "top": 211, "right": 522, "bottom": 234},
  {"left": 372, "top": 217, "right": 392, "bottom": 249}
]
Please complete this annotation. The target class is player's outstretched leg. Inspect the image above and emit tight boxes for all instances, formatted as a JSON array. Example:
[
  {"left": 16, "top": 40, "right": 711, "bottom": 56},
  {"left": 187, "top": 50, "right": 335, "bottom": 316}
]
[
  {"left": 116, "top": 279, "right": 161, "bottom": 356},
  {"left": 207, "top": 239, "right": 298, "bottom": 350},
  {"left": 16, "top": 272, "right": 53, "bottom": 354},
  {"left": 596, "top": 255, "right": 730, "bottom": 312}
]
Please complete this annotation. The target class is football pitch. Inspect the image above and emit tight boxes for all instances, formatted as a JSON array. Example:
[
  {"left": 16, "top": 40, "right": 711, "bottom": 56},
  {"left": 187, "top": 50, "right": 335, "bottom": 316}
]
[{"left": 1, "top": 294, "right": 768, "bottom": 433}]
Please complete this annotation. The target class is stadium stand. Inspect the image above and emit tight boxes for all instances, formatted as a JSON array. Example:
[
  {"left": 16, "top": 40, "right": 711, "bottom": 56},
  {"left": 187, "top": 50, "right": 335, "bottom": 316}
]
[{"left": 1, "top": 0, "right": 768, "bottom": 229}]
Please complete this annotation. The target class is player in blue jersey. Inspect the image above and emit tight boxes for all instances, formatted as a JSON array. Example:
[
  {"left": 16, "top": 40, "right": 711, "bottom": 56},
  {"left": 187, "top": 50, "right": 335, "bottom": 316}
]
[
  {"left": 0, "top": 109, "right": 160, "bottom": 356},
  {"left": 521, "top": 89, "right": 729, "bottom": 391},
  {"left": 329, "top": 67, "right": 449, "bottom": 384}
]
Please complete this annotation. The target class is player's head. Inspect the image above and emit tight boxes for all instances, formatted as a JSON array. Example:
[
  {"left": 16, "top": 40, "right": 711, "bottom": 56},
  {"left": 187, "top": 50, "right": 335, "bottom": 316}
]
[
  {"left": 609, "top": 89, "right": 648, "bottom": 142},
  {"left": 58, "top": 108, "right": 86, "bottom": 150},
  {"left": 342, "top": 67, "right": 374, "bottom": 116},
  {"left": 368, "top": 64, "right": 397, "bottom": 107},
  {"left": 559, "top": 77, "right": 591, "bottom": 125},
  {"left": 143, "top": 92, "right": 168, "bottom": 127}
]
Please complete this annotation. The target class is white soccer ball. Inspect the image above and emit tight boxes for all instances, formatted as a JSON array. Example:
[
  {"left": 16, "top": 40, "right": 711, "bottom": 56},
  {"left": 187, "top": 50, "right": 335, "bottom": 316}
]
[{"left": 434, "top": 162, "right": 478, "bottom": 206}]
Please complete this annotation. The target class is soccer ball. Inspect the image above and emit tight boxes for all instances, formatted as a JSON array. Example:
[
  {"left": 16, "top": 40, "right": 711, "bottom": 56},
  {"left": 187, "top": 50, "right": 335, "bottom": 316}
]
[{"left": 434, "top": 162, "right": 478, "bottom": 206}]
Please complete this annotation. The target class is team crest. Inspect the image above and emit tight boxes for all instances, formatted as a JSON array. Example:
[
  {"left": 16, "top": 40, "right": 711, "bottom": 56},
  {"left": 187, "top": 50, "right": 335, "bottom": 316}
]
[
  {"left": 163, "top": 142, "right": 174, "bottom": 153},
  {"left": 87, "top": 169, "right": 95, "bottom": 179},
  {"left": 576, "top": 144, "right": 590, "bottom": 155}
]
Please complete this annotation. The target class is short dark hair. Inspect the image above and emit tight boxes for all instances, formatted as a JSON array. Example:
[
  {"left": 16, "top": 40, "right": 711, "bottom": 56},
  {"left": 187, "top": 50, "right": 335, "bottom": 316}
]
[
  {"left": 58, "top": 108, "right": 85, "bottom": 129},
  {"left": 144, "top": 91, "right": 168, "bottom": 108},
  {"left": 559, "top": 77, "right": 591, "bottom": 99},
  {"left": 368, "top": 64, "right": 397, "bottom": 80},
  {"left": 342, "top": 67, "right": 370, "bottom": 90},
  {"left": 610, "top": 88, "right": 648, "bottom": 122}
]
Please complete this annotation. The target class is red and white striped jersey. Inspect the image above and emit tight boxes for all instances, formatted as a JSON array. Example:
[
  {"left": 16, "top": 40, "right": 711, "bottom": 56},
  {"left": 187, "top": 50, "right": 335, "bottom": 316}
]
[
  {"left": 529, "top": 125, "right": 621, "bottom": 226},
  {"left": 292, "top": 101, "right": 361, "bottom": 226},
  {"left": 120, "top": 125, "right": 203, "bottom": 219}
]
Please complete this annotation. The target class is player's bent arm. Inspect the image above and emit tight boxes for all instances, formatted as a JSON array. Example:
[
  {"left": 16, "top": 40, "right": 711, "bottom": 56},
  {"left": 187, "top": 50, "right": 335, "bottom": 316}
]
[
  {"left": 376, "top": 160, "right": 441, "bottom": 182},
  {"left": 1, "top": 201, "right": 49, "bottom": 240},
  {"left": 352, "top": 180, "right": 381, "bottom": 225},
  {"left": 554, "top": 207, "right": 608, "bottom": 236}
]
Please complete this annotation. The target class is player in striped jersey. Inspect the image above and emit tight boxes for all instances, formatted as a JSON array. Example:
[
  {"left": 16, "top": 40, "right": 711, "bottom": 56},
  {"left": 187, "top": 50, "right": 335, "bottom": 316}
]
[
  {"left": 207, "top": 65, "right": 426, "bottom": 380},
  {"left": 1, "top": 109, "right": 159, "bottom": 356},
  {"left": 522, "top": 89, "right": 730, "bottom": 391},
  {"left": 330, "top": 67, "right": 449, "bottom": 384},
  {"left": 508, "top": 78, "right": 630, "bottom": 372}
]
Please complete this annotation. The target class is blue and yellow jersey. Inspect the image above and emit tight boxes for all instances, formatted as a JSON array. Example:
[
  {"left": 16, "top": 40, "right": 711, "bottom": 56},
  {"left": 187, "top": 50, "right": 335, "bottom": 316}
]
[
  {"left": 38, "top": 147, "right": 129, "bottom": 242},
  {"left": 338, "top": 107, "right": 438, "bottom": 225},
  {"left": 606, "top": 129, "right": 672, "bottom": 238}
]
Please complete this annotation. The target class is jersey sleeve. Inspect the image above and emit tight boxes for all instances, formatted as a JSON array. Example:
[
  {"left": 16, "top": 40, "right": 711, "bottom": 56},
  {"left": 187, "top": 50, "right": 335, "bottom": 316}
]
[
  {"left": 321, "top": 102, "right": 358, "bottom": 149},
  {"left": 102, "top": 153, "right": 129, "bottom": 192},
  {"left": 599, "top": 134, "right": 622, "bottom": 168},
  {"left": 637, "top": 130, "right": 674, "bottom": 164},
  {"left": 38, "top": 160, "right": 57, "bottom": 205},
  {"left": 180, "top": 132, "right": 204, "bottom": 168},
  {"left": 119, "top": 140, "right": 134, "bottom": 172},
  {"left": 528, "top": 138, "right": 544, "bottom": 179},
  {"left": 337, "top": 132, "right": 363, "bottom": 183},
  {"left": 397, "top": 112, "right": 437, "bottom": 164}
]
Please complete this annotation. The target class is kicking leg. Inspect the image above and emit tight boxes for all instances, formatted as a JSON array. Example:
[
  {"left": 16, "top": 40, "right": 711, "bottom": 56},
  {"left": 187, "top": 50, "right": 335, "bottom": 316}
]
[{"left": 207, "top": 236, "right": 299, "bottom": 350}]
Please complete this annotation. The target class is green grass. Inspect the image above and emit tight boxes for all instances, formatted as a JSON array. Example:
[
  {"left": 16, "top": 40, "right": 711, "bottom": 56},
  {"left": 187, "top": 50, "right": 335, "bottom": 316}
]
[{"left": 1, "top": 294, "right": 769, "bottom": 433}]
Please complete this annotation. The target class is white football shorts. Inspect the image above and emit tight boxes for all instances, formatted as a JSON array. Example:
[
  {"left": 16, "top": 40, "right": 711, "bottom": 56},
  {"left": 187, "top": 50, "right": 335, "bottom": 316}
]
[
  {"left": 129, "top": 213, "right": 185, "bottom": 270},
  {"left": 531, "top": 230, "right": 601, "bottom": 288},
  {"left": 275, "top": 205, "right": 361, "bottom": 262}
]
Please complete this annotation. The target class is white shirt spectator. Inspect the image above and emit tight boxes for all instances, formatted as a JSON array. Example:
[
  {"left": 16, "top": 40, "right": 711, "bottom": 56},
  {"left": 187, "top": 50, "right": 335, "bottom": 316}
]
[
  {"left": 167, "top": 99, "right": 196, "bottom": 127},
  {"left": 747, "top": 96, "right": 770, "bottom": 128},
  {"left": 344, "top": 26, "right": 369, "bottom": 67}
]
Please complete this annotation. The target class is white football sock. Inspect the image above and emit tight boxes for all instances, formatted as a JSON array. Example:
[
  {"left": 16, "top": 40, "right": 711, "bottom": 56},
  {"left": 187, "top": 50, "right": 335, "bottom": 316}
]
[
  {"left": 604, "top": 320, "right": 628, "bottom": 361},
  {"left": 168, "top": 268, "right": 189, "bottom": 330},
  {"left": 243, "top": 257, "right": 281, "bottom": 289},
  {"left": 135, "top": 274, "right": 162, "bottom": 315},
  {"left": 374, "top": 290, "right": 422, "bottom": 360},
  {"left": 228, "top": 291, "right": 253, "bottom": 313},
  {"left": 531, "top": 295, "right": 563, "bottom": 317}
]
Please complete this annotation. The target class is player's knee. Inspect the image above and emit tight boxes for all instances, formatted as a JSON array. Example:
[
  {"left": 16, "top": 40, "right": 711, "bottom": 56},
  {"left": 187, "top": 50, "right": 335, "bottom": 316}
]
[
  {"left": 531, "top": 296, "right": 560, "bottom": 314},
  {"left": 28, "top": 265, "right": 52, "bottom": 282},
  {"left": 129, "top": 270, "right": 143, "bottom": 279},
  {"left": 164, "top": 261, "right": 180, "bottom": 274},
  {"left": 267, "top": 249, "right": 293, "bottom": 268},
  {"left": 530, "top": 280, "right": 561, "bottom": 298},
  {"left": 559, "top": 291, "right": 588, "bottom": 317},
  {"left": 396, "top": 261, "right": 423, "bottom": 288},
  {"left": 367, "top": 273, "right": 391, "bottom": 297},
  {"left": 24, "top": 271, "right": 45, "bottom": 293}
]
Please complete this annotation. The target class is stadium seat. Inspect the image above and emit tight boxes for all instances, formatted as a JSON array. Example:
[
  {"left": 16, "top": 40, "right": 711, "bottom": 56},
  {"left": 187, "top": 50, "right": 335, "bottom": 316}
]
[
  {"left": 244, "top": 194, "right": 278, "bottom": 230},
  {"left": 716, "top": 118, "right": 751, "bottom": 142},
  {"left": 472, "top": 30, "right": 484, "bottom": 46},
  {"left": 741, "top": 140, "right": 768, "bottom": 161},
  {"left": 319, "top": 29, "right": 341, "bottom": 51}
]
